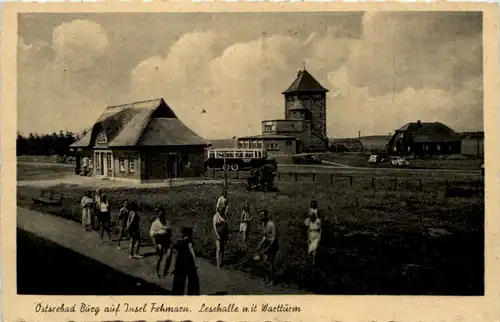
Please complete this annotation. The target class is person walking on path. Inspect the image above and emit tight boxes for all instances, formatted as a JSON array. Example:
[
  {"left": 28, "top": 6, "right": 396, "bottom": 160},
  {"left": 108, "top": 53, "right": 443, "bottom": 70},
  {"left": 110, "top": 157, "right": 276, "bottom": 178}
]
[
  {"left": 150, "top": 205, "right": 173, "bottom": 278},
  {"left": 116, "top": 199, "right": 129, "bottom": 250},
  {"left": 92, "top": 189, "right": 103, "bottom": 231},
  {"left": 239, "top": 204, "right": 253, "bottom": 245},
  {"left": 304, "top": 200, "right": 322, "bottom": 266},
  {"left": 213, "top": 206, "right": 229, "bottom": 268},
  {"left": 170, "top": 227, "right": 200, "bottom": 295},
  {"left": 255, "top": 210, "right": 279, "bottom": 286},
  {"left": 126, "top": 201, "right": 143, "bottom": 259},
  {"left": 80, "top": 190, "right": 93, "bottom": 231},
  {"left": 97, "top": 194, "right": 112, "bottom": 244}
]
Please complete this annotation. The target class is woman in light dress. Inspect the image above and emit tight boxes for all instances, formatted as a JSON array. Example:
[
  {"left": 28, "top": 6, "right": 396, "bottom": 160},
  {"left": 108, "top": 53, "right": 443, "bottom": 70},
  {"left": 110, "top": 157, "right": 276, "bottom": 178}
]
[
  {"left": 304, "top": 200, "right": 321, "bottom": 266},
  {"left": 80, "top": 190, "right": 93, "bottom": 231}
]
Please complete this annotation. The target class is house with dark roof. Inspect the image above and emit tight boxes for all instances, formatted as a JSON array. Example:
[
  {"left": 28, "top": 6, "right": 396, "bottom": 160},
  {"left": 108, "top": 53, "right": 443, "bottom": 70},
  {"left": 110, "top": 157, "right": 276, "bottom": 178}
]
[
  {"left": 70, "top": 98, "right": 209, "bottom": 182},
  {"left": 237, "top": 68, "right": 329, "bottom": 156},
  {"left": 460, "top": 131, "right": 484, "bottom": 157},
  {"left": 387, "top": 120, "right": 462, "bottom": 156}
]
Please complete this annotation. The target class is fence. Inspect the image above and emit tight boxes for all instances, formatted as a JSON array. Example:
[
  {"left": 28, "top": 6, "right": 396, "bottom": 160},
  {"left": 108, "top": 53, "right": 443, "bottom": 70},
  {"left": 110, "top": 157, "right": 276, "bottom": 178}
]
[{"left": 204, "top": 169, "right": 484, "bottom": 194}]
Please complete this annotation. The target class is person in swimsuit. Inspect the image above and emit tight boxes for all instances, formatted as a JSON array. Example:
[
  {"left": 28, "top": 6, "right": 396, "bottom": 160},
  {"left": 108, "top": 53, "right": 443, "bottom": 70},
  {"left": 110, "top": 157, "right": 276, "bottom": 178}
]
[
  {"left": 213, "top": 208, "right": 229, "bottom": 268},
  {"left": 239, "top": 204, "right": 252, "bottom": 244},
  {"left": 150, "top": 205, "right": 173, "bottom": 278},
  {"left": 97, "top": 194, "right": 111, "bottom": 243},
  {"left": 126, "top": 201, "right": 143, "bottom": 259},
  {"left": 304, "top": 200, "right": 322, "bottom": 266},
  {"left": 170, "top": 227, "right": 200, "bottom": 295},
  {"left": 256, "top": 210, "right": 279, "bottom": 285},
  {"left": 116, "top": 199, "right": 129, "bottom": 249}
]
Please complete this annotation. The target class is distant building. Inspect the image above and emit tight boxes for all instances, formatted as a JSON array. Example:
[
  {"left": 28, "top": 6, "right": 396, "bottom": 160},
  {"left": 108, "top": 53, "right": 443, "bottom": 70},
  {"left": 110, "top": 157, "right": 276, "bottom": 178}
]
[
  {"left": 387, "top": 120, "right": 462, "bottom": 156},
  {"left": 359, "top": 135, "right": 392, "bottom": 153},
  {"left": 460, "top": 131, "right": 484, "bottom": 157},
  {"left": 237, "top": 68, "right": 329, "bottom": 156},
  {"left": 70, "top": 98, "right": 209, "bottom": 182}
]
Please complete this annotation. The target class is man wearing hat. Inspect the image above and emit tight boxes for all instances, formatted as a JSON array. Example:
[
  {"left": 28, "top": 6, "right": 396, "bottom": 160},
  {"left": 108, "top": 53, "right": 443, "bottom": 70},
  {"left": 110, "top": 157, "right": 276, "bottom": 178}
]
[{"left": 149, "top": 205, "right": 173, "bottom": 278}]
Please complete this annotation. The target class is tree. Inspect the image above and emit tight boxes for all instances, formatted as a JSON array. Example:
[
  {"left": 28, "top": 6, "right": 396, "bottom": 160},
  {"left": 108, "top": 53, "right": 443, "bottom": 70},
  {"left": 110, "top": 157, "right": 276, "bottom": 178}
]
[{"left": 246, "top": 164, "right": 278, "bottom": 192}]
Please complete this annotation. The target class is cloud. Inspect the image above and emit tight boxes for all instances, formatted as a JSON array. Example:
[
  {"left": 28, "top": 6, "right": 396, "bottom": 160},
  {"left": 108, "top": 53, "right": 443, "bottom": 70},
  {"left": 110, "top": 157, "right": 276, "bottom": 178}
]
[
  {"left": 52, "top": 19, "right": 109, "bottom": 72},
  {"left": 18, "top": 20, "right": 112, "bottom": 135}
]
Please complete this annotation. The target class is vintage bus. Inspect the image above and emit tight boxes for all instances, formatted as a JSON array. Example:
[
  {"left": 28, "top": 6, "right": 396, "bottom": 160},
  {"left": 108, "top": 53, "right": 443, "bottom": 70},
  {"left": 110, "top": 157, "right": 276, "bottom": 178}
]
[{"left": 204, "top": 148, "right": 276, "bottom": 171}]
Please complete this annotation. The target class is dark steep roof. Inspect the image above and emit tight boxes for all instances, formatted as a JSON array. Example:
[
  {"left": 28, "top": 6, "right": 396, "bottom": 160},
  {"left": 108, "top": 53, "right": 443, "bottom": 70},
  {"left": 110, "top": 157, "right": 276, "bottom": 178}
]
[
  {"left": 394, "top": 122, "right": 461, "bottom": 143},
  {"left": 282, "top": 69, "right": 329, "bottom": 94},
  {"left": 70, "top": 98, "right": 209, "bottom": 148}
]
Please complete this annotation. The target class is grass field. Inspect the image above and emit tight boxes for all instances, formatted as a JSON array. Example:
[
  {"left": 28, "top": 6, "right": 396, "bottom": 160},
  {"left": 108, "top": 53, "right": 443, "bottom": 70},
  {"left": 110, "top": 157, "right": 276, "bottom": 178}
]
[
  {"left": 17, "top": 162, "right": 484, "bottom": 295},
  {"left": 17, "top": 162, "right": 74, "bottom": 181}
]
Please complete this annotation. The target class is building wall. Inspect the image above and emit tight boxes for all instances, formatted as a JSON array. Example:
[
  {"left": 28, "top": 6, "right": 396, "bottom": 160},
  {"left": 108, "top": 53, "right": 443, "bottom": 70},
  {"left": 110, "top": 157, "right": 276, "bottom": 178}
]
[
  {"left": 112, "top": 149, "right": 142, "bottom": 180},
  {"left": 141, "top": 146, "right": 206, "bottom": 181},
  {"left": 262, "top": 120, "right": 304, "bottom": 133},
  {"left": 360, "top": 138, "right": 391, "bottom": 152},
  {"left": 262, "top": 139, "right": 296, "bottom": 156},
  {"left": 461, "top": 138, "right": 484, "bottom": 157}
]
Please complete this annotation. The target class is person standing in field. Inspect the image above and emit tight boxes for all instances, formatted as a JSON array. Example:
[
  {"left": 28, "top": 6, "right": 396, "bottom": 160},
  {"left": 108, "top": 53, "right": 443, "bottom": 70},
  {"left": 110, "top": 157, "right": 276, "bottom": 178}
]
[
  {"left": 80, "top": 190, "right": 93, "bottom": 231},
  {"left": 255, "top": 210, "right": 279, "bottom": 286},
  {"left": 216, "top": 190, "right": 228, "bottom": 217},
  {"left": 97, "top": 194, "right": 112, "bottom": 244},
  {"left": 213, "top": 204, "right": 229, "bottom": 268},
  {"left": 126, "top": 201, "right": 143, "bottom": 259},
  {"left": 304, "top": 200, "right": 322, "bottom": 266},
  {"left": 116, "top": 199, "right": 129, "bottom": 250},
  {"left": 239, "top": 204, "right": 252, "bottom": 245},
  {"left": 170, "top": 227, "right": 200, "bottom": 295},
  {"left": 150, "top": 205, "right": 173, "bottom": 278}
]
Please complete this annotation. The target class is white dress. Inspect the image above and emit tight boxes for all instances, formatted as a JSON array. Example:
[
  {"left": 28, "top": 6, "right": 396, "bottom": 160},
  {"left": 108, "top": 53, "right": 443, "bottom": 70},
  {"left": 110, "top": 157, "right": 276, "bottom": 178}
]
[{"left": 304, "top": 213, "right": 321, "bottom": 254}]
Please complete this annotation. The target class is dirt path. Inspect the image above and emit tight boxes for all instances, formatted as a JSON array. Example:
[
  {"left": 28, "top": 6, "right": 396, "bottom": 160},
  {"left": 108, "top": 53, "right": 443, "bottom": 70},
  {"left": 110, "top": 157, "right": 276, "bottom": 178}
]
[{"left": 17, "top": 206, "right": 305, "bottom": 295}]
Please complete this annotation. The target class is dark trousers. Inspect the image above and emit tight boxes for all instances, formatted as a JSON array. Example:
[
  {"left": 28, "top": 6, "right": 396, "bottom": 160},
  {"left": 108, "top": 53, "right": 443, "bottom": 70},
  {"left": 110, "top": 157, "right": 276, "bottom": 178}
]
[{"left": 172, "top": 270, "right": 200, "bottom": 295}]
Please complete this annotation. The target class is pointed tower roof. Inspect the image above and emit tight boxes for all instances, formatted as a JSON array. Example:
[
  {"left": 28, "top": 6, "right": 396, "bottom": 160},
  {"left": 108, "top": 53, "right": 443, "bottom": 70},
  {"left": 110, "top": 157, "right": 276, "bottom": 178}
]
[{"left": 282, "top": 69, "right": 329, "bottom": 94}]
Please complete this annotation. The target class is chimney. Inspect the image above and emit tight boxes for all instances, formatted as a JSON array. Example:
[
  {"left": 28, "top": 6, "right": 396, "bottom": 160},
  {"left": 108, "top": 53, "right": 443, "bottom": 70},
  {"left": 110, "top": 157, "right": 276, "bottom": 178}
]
[
  {"left": 297, "top": 70, "right": 302, "bottom": 77},
  {"left": 417, "top": 120, "right": 422, "bottom": 128}
]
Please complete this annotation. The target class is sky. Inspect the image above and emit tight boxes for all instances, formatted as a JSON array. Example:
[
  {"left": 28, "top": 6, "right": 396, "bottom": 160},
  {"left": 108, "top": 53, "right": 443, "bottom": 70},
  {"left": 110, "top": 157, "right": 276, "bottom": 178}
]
[{"left": 17, "top": 11, "right": 483, "bottom": 139}]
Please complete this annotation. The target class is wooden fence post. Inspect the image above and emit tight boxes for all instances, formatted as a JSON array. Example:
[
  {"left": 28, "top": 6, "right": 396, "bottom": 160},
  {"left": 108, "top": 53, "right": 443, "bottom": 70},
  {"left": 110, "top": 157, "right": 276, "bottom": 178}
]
[
  {"left": 213, "top": 169, "right": 216, "bottom": 178},
  {"left": 372, "top": 177, "right": 375, "bottom": 189},
  {"left": 277, "top": 172, "right": 280, "bottom": 181},
  {"left": 349, "top": 176, "right": 353, "bottom": 187},
  {"left": 295, "top": 173, "right": 298, "bottom": 182},
  {"left": 330, "top": 174, "right": 333, "bottom": 185},
  {"left": 393, "top": 178, "right": 397, "bottom": 190},
  {"left": 236, "top": 170, "right": 239, "bottom": 180},
  {"left": 312, "top": 173, "right": 316, "bottom": 182},
  {"left": 419, "top": 179, "right": 422, "bottom": 191}
]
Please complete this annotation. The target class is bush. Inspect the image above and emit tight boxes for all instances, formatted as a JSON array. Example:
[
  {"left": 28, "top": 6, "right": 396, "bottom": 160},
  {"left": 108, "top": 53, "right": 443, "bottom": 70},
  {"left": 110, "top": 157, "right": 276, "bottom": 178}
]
[{"left": 246, "top": 164, "right": 278, "bottom": 192}]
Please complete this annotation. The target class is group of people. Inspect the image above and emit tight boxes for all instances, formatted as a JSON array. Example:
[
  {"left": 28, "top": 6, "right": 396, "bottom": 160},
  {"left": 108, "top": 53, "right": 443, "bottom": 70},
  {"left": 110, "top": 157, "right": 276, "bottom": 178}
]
[
  {"left": 80, "top": 190, "right": 200, "bottom": 295},
  {"left": 80, "top": 188, "right": 323, "bottom": 292},
  {"left": 212, "top": 190, "right": 323, "bottom": 286}
]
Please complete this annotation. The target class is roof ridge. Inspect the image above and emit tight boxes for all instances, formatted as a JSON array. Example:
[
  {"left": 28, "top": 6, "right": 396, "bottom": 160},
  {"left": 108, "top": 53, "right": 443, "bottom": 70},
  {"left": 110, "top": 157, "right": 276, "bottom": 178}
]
[{"left": 106, "top": 98, "right": 163, "bottom": 110}]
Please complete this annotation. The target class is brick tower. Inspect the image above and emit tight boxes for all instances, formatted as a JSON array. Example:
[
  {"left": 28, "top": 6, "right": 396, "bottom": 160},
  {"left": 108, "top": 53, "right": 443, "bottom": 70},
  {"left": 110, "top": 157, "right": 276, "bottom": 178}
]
[{"left": 282, "top": 68, "right": 329, "bottom": 151}]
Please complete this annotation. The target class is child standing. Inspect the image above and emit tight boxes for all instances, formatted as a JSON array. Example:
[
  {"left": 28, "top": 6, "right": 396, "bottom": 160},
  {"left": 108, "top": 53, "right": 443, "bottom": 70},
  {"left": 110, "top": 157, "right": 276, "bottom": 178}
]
[
  {"left": 80, "top": 191, "right": 93, "bottom": 231},
  {"left": 126, "top": 201, "right": 143, "bottom": 259},
  {"left": 239, "top": 204, "right": 252, "bottom": 244}
]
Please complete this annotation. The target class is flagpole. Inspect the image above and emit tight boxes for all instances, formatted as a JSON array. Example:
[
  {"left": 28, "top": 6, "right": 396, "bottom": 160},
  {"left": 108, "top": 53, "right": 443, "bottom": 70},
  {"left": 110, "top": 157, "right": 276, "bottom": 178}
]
[{"left": 223, "top": 152, "right": 228, "bottom": 191}]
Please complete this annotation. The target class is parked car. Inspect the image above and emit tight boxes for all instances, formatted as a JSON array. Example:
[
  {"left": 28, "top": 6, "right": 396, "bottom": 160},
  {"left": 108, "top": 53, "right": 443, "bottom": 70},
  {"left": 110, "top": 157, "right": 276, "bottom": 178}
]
[
  {"left": 391, "top": 157, "right": 410, "bottom": 167},
  {"left": 293, "top": 155, "right": 322, "bottom": 165},
  {"left": 368, "top": 154, "right": 389, "bottom": 163}
]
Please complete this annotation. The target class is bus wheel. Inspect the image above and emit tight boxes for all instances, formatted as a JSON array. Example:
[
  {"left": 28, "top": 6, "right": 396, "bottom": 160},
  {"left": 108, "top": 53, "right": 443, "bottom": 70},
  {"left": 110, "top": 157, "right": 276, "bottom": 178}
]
[
  {"left": 230, "top": 164, "right": 239, "bottom": 171},
  {"left": 223, "top": 164, "right": 230, "bottom": 171}
]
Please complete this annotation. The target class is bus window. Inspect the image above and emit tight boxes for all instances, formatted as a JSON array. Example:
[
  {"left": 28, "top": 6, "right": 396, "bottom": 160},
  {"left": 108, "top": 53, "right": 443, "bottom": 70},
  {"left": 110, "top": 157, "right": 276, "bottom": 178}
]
[
  {"left": 226, "top": 152, "right": 234, "bottom": 158},
  {"left": 235, "top": 151, "right": 244, "bottom": 158},
  {"left": 209, "top": 151, "right": 215, "bottom": 158},
  {"left": 244, "top": 151, "right": 254, "bottom": 158},
  {"left": 217, "top": 152, "right": 224, "bottom": 158},
  {"left": 257, "top": 151, "right": 262, "bottom": 158}
]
